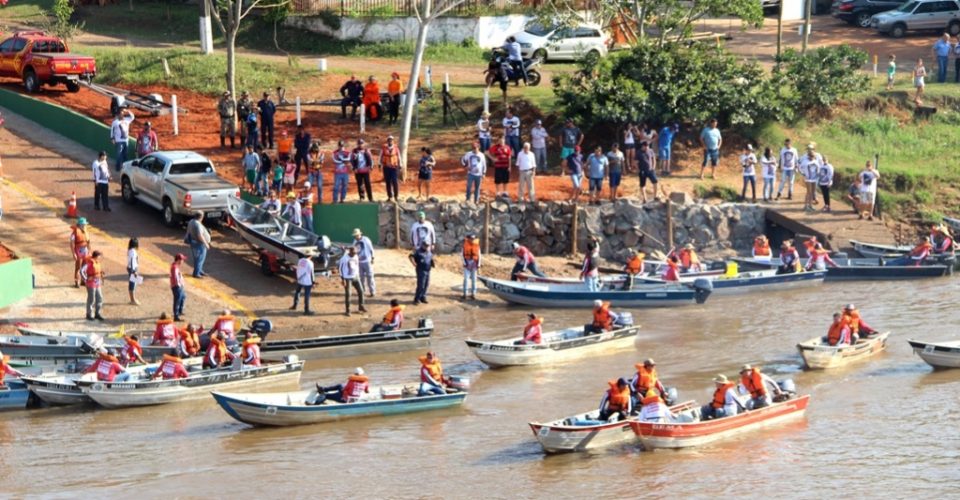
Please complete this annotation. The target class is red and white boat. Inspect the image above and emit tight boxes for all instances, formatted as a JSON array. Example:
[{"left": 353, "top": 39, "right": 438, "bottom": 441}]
[{"left": 629, "top": 395, "right": 811, "bottom": 449}]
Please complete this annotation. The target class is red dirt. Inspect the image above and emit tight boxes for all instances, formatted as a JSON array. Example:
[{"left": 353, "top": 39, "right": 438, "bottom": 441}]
[{"left": 0, "top": 243, "right": 16, "bottom": 264}]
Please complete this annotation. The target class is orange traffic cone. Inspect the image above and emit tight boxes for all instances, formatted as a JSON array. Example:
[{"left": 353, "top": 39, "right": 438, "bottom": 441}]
[{"left": 66, "top": 191, "right": 78, "bottom": 218}]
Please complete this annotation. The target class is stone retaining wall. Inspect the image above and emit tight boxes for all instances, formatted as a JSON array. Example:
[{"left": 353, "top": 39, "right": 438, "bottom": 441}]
[{"left": 378, "top": 200, "right": 766, "bottom": 259}]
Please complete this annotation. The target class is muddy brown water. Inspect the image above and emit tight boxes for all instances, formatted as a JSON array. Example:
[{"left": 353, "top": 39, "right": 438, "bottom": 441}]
[{"left": 2, "top": 279, "right": 959, "bottom": 497}]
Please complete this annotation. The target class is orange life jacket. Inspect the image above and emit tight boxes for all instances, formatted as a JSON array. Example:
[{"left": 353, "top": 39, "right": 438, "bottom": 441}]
[
  {"left": 419, "top": 356, "right": 443, "bottom": 383},
  {"left": 208, "top": 337, "right": 228, "bottom": 366},
  {"left": 383, "top": 306, "right": 404, "bottom": 327},
  {"left": 343, "top": 374, "right": 370, "bottom": 399},
  {"left": 803, "top": 238, "right": 817, "bottom": 255},
  {"left": 592, "top": 303, "right": 612, "bottom": 330},
  {"left": 827, "top": 320, "right": 847, "bottom": 346},
  {"left": 82, "top": 258, "right": 102, "bottom": 288},
  {"left": 242, "top": 338, "right": 261, "bottom": 366},
  {"left": 71, "top": 226, "right": 89, "bottom": 249},
  {"left": 462, "top": 238, "right": 481, "bottom": 262},
  {"left": 214, "top": 315, "right": 236, "bottom": 338},
  {"left": 180, "top": 329, "right": 200, "bottom": 356},
  {"left": 843, "top": 310, "right": 862, "bottom": 334},
  {"left": 523, "top": 317, "right": 543, "bottom": 343},
  {"left": 363, "top": 83, "right": 380, "bottom": 105},
  {"left": 641, "top": 393, "right": 663, "bottom": 406},
  {"left": 634, "top": 364, "right": 658, "bottom": 392},
  {"left": 711, "top": 382, "right": 736, "bottom": 409},
  {"left": 381, "top": 144, "right": 400, "bottom": 168},
  {"left": 753, "top": 241, "right": 771, "bottom": 257},
  {"left": 911, "top": 242, "right": 933, "bottom": 257},
  {"left": 626, "top": 254, "right": 644, "bottom": 275},
  {"left": 122, "top": 337, "right": 142, "bottom": 364},
  {"left": 153, "top": 319, "right": 177, "bottom": 346},
  {"left": 740, "top": 368, "right": 767, "bottom": 398},
  {"left": 663, "top": 260, "right": 680, "bottom": 281},
  {"left": 679, "top": 249, "right": 699, "bottom": 268},
  {"left": 606, "top": 381, "right": 631, "bottom": 411}
]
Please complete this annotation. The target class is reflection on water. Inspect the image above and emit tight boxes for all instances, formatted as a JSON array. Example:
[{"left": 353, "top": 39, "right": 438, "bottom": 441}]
[{"left": 3, "top": 278, "right": 960, "bottom": 496}]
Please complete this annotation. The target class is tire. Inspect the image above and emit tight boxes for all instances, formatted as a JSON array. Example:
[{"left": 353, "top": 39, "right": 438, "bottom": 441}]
[
  {"left": 121, "top": 177, "right": 136, "bottom": 204},
  {"left": 525, "top": 69, "right": 542, "bottom": 87},
  {"left": 66, "top": 81, "right": 81, "bottom": 93},
  {"left": 856, "top": 13, "right": 872, "bottom": 28},
  {"left": 23, "top": 69, "right": 39, "bottom": 93},
  {"left": 162, "top": 199, "right": 181, "bottom": 227},
  {"left": 949, "top": 21, "right": 960, "bottom": 36},
  {"left": 583, "top": 50, "right": 601, "bottom": 65},
  {"left": 532, "top": 49, "right": 547, "bottom": 62},
  {"left": 891, "top": 23, "right": 906, "bottom": 38}
]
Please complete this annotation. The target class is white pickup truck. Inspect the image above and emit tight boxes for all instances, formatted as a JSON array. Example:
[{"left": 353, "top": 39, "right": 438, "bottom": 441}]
[{"left": 119, "top": 151, "right": 239, "bottom": 227}]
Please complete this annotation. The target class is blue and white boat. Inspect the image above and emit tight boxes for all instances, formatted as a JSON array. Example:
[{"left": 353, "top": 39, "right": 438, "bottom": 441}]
[
  {"left": 212, "top": 385, "right": 467, "bottom": 427},
  {"left": 478, "top": 276, "right": 712, "bottom": 308},
  {"left": 0, "top": 380, "right": 31, "bottom": 411}
]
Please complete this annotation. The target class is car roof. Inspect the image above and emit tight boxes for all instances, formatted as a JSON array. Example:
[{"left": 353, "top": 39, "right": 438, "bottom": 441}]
[{"left": 147, "top": 151, "right": 211, "bottom": 163}]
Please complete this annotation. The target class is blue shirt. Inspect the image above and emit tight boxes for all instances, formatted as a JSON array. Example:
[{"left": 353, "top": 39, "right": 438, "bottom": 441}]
[
  {"left": 658, "top": 126, "right": 675, "bottom": 150},
  {"left": 934, "top": 39, "right": 952, "bottom": 57},
  {"left": 587, "top": 153, "right": 608, "bottom": 179},
  {"left": 700, "top": 126, "right": 721, "bottom": 150}
]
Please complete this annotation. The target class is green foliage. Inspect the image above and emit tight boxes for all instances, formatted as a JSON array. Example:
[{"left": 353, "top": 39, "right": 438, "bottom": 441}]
[
  {"left": 775, "top": 46, "right": 869, "bottom": 115},
  {"left": 694, "top": 184, "right": 739, "bottom": 202},
  {"left": 263, "top": 1, "right": 293, "bottom": 24},
  {"left": 314, "top": 9, "right": 342, "bottom": 30},
  {"left": 918, "top": 209, "right": 945, "bottom": 225},
  {"left": 37, "top": 0, "right": 83, "bottom": 41}
]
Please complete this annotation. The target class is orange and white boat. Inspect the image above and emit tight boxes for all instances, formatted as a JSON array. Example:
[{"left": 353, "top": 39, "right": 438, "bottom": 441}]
[{"left": 629, "top": 395, "right": 811, "bottom": 450}]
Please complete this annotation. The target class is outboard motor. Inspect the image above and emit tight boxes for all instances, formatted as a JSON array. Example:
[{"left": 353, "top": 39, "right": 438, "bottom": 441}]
[
  {"left": 418, "top": 318, "right": 434, "bottom": 330},
  {"left": 665, "top": 387, "right": 679, "bottom": 406},
  {"left": 692, "top": 278, "right": 713, "bottom": 304},
  {"left": 613, "top": 311, "right": 634, "bottom": 327},
  {"left": 774, "top": 379, "right": 796, "bottom": 402},
  {"left": 250, "top": 318, "right": 273, "bottom": 342}
]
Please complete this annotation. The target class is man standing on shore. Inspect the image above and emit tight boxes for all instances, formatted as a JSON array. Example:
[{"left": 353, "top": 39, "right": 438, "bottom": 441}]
[
  {"left": 933, "top": 33, "right": 952, "bottom": 84},
  {"left": 258, "top": 92, "right": 276, "bottom": 150},
  {"left": 516, "top": 141, "right": 537, "bottom": 203},
  {"left": 81, "top": 250, "right": 105, "bottom": 321},
  {"left": 488, "top": 136, "right": 513, "bottom": 199},
  {"left": 351, "top": 139, "right": 374, "bottom": 202},
  {"left": 217, "top": 90, "right": 236, "bottom": 149},
  {"left": 92, "top": 151, "right": 111, "bottom": 212},
  {"left": 502, "top": 108, "right": 521, "bottom": 157},
  {"left": 461, "top": 142, "right": 487, "bottom": 204},
  {"left": 410, "top": 241, "right": 435, "bottom": 305},
  {"left": 698, "top": 118, "right": 721, "bottom": 180},
  {"left": 339, "top": 246, "right": 366, "bottom": 316},
  {"left": 777, "top": 138, "right": 799, "bottom": 200},
  {"left": 237, "top": 91, "right": 253, "bottom": 142},
  {"left": 530, "top": 119, "right": 549, "bottom": 174},
  {"left": 110, "top": 108, "right": 135, "bottom": 171},
  {"left": 353, "top": 228, "right": 376, "bottom": 298},
  {"left": 411, "top": 211, "right": 436, "bottom": 251},
  {"left": 559, "top": 118, "right": 583, "bottom": 161},
  {"left": 462, "top": 232, "right": 481, "bottom": 300},
  {"left": 291, "top": 255, "right": 315, "bottom": 315},
  {"left": 170, "top": 253, "right": 187, "bottom": 321},
  {"left": 380, "top": 135, "right": 401, "bottom": 202},
  {"left": 294, "top": 125, "right": 312, "bottom": 182},
  {"left": 185, "top": 212, "right": 211, "bottom": 278}
]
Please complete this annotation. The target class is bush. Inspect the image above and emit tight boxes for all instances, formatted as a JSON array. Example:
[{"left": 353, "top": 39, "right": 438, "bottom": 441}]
[{"left": 775, "top": 46, "right": 869, "bottom": 116}]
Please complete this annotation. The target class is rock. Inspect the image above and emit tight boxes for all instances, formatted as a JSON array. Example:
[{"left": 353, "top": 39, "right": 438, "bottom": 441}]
[
  {"left": 624, "top": 231, "right": 640, "bottom": 249},
  {"left": 583, "top": 209, "right": 602, "bottom": 237},
  {"left": 669, "top": 191, "right": 690, "bottom": 205},
  {"left": 502, "top": 223, "right": 521, "bottom": 242},
  {"left": 604, "top": 222, "right": 616, "bottom": 236},
  {"left": 491, "top": 200, "right": 509, "bottom": 213}
]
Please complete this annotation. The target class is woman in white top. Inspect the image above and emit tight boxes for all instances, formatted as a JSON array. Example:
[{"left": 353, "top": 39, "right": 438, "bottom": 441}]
[
  {"left": 818, "top": 156, "right": 835, "bottom": 213},
  {"left": 740, "top": 145, "right": 758, "bottom": 203},
  {"left": 477, "top": 112, "right": 492, "bottom": 152},
  {"left": 913, "top": 58, "right": 926, "bottom": 105},
  {"left": 127, "top": 238, "right": 140, "bottom": 305},
  {"left": 798, "top": 144, "right": 822, "bottom": 212},
  {"left": 760, "top": 147, "right": 778, "bottom": 202},
  {"left": 623, "top": 122, "right": 636, "bottom": 173},
  {"left": 638, "top": 122, "right": 658, "bottom": 159}
]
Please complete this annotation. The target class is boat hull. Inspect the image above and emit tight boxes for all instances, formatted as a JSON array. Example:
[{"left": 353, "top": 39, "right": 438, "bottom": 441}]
[
  {"left": 0, "top": 381, "right": 30, "bottom": 411},
  {"left": 797, "top": 332, "right": 890, "bottom": 369},
  {"left": 465, "top": 325, "right": 639, "bottom": 367},
  {"left": 479, "top": 277, "right": 708, "bottom": 308},
  {"left": 707, "top": 269, "right": 826, "bottom": 295},
  {"left": 21, "top": 377, "right": 92, "bottom": 405},
  {"left": 907, "top": 339, "right": 960, "bottom": 369},
  {"left": 260, "top": 322, "right": 433, "bottom": 361},
  {"left": 631, "top": 395, "right": 810, "bottom": 449},
  {"left": 212, "top": 389, "right": 466, "bottom": 427}
]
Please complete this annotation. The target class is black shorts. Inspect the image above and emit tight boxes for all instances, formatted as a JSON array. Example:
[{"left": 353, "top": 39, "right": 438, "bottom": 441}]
[
  {"left": 639, "top": 168, "right": 658, "bottom": 187},
  {"left": 494, "top": 168, "right": 510, "bottom": 184}
]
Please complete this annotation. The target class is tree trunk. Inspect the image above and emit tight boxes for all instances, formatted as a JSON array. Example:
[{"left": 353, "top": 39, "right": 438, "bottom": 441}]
[
  {"left": 776, "top": 0, "right": 784, "bottom": 66},
  {"left": 802, "top": 0, "right": 812, "bottom": 54},
  {"left": 399, "top": 0, "right": 433, "bottom": 182},
  {"left": 634, "top": 0, "right": 645, "bottom": 41},
  {"left": 226, "top": 31, "right": 237, "bottom": 99}
]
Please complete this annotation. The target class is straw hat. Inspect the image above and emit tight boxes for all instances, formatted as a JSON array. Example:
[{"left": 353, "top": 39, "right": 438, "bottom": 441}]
[{"left": 713, "top": 374, "right": 728, "bottom": 384}]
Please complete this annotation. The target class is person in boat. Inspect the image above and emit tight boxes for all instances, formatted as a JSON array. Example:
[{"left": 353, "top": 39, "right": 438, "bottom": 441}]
[
  {"left": 931, "top": 224, "right": 955, "bottom": 255},
  {"left": 240, "top": 332, "right": 261, "bottom": 367},
  {"left": 631, "top": 358, "right": 667, "bottom": 407},
  {"left": 418, "top": 351, "right": 446, "bottom": 396},
  {"left": 661, "top": 255, "right": 681, "bottom": 282},
  {"left": 889, "top": 237, "right": 934, "bottom": 267},
  {"left": 151, "top": 312, "right": 178, "bottom": 348},
  {"left": 777, "top": 241, "right": 802, "bottom": 275},
  {"left": 700, "top": 374, "right": 741, "bottom": 420},
  {"left": 259, "top": 190, "right": 281, "bottom": 217},
  {"left": 204, "top": 332, "right": 236, "bottom": 369},
  {"left": 752, "top": 235, "right": 772, "bottom": 262},
  {"left": 120, "top": 334, "right": 146, "bottom": 366},
  {"left": 0, "top": 353, "right": 25, "bottom": 388},
  {"left": 152, "top": 353, "right": 190, "bottom": 380},
  {"left": 210, "top": 309, "right": 237, "bottom": 344},
  {"left": 824, "top": 312, "right": 853, "bottom": 346},
  {"left": 510, "top": 242, "right": 546, "bottom": 280},
  {"left": 313, "top": 367, "right": 370, "bottom": 404},
  {"left": 802, "top": 236, "right": 818, "bottom": 257},
  {"left": 623, "top": 248, "right": 645, "bottom": 290},
  {"left": 371, "top": 299, "right": 405, "bottom": 332},
  {"left": 515, "top": 313, "right": 543, "bottom": 345},
  {"left": 586, "top": 300, "right": 618, "bottom": 334},
  {"left": 598, "top": 377, "right": 632, "bottom": 422},
  {"left": 579, "top": 245, "right": 601, "bottom": 292},
  {"left": 179, "top": 324, "right": 201, "bottom": 358},
  {"left": 84, "top": 350, "right": 129, "bottom": 382},
  {"left": 738, "top": 364, "right": 781, "bottom": 410},
  {"left": 677, "top": 243, "right": 702, "bottom": 272},
  {"left": 638, "top": 389, "right": 674, "bottom": 423},
  {"left": 805, "top": 242, "right": 838, "bottom": 271},
  {"left": 842, "top": 304, "right": 878, "bottom": 342}
]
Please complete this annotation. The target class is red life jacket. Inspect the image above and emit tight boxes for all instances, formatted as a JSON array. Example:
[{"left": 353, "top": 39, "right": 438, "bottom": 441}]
[
  {"left": 242, "top": 340, "right": 261, "bottom": 367},
  {"left": 711, "top": 382, "right": 736, "bottom": 409},
  {"left": 523, "top": 318, "right": 543, "bottom": 343},
  {"left": 342, "top": 374, "right": 370, "bottom": 400},
  {"left": 153, "top": 320, "right": 177, "bottom": 347},
  {"left": 740, "top": 368, "right": 767, "bottom": 398},
  {"left": 605, "top": 381, "right": 631, "bottom": 412}
]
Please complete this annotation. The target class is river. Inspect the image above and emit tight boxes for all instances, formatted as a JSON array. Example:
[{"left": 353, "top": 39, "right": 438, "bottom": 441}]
[{"left": 2, "top": 278, "right": 959, "bottom": 498}]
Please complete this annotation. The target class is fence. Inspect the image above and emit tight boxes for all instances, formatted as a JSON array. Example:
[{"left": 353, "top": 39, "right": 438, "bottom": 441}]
[{"left": 292, "top": 0, "right": 555, "bottom": 17}]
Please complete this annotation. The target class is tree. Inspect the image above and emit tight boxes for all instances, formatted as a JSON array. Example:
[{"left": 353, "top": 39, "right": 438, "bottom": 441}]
[
  {"left": 205, "top": 0, "right": 289, "bottom": 100},
  {"left": 398, "top": 0, "right": 477, "bottom": 180}
]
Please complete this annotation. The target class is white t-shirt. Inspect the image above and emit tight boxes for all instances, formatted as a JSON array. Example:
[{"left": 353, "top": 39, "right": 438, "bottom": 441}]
[
  {"left": 799, "top": 154, "right": 822, "bottom": 182},
  {"left": 779, "top": 147, "right": 798, "bottom": 171},
  {"left": 296, "top": 257, "right": 315, "bottom": 286},
  {"left": 127, "top": 249, "right": 139, "bottom": 273},
  {"left": 503, "top": 116, "right": 520, "bottom": 137},
  {"left": 517, "top": 150, "right": 536, "bottom": 172},
  {"left": 740, "top": 153, "right": 757, "bottom": 176},
  {"left": 530, "top": 127, "right": 548, "bottom": 149},
  {"left": 461, "top": 151, "right": 486, "bottom": 177},
  {"left": 477, "top": 118, "right": 491, "bottom": 140},
  {"left": 760, "top": 155, "right": 777, "bottom": 178}
]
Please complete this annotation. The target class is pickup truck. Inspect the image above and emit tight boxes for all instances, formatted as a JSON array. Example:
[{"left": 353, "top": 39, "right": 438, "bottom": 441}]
[
  {"left": 120, "top": 151, "right": 240, "bottom": 227},
  {"left": 0, "top": 31, "right": 96, "bottom": 93}
]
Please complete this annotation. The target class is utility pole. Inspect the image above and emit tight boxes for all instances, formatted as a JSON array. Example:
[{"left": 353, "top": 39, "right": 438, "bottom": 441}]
[
  {"left": 776, "top": 0, "right": 784, "bottom": 65},
  {"left": 801, "top": 0, "right": 812, "bottom": 54},
  {"left": 200, "top": 0, "right": 214, "bottom": 55}
]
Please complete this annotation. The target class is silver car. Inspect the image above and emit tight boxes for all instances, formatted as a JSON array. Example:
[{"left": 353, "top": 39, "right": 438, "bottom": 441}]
[{"left": 871, "top": 0, "right": 960, "bottom": 37}]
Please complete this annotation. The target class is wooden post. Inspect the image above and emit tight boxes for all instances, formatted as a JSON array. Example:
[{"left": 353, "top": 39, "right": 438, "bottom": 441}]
[
  {"left": 571, "top": 205, "right": 579, "bottom": 256},
  {"left": 442, "top": 82, "right": 449, "bottom": 126},
  {"left": 359, "top": 104, "right": 366, "bottom": 134},
  {"left": 295, "top": 96, "right": 302, "bottom": 126},
  {"left": 483, "top": 201, "right": 491, "bottom": 255},
  {"left": 666, "top": 199, "right": 674, "bottom": 250},
  {"left": 394, "top": 202, "right": 401, "bottom": 249},
  {"left": 171, "top": 94, "right": 179, "bottom": 136}
]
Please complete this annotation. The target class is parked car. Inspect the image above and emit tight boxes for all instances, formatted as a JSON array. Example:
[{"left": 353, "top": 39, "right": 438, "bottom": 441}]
[
  {"left": 511, "top": 22, "right": 610, "bottom": 62},
  {"left": 833, "top": 0, "right": 909, "bottom": 27},
  {"left": 871, "top": 0, "right": 960, "bottom": 37},
  {"left": 120, "top": 151, "right": 239, "bottom": 227},
  {"left": 0, "top": 31, "right": 96, "bottom": 93}
]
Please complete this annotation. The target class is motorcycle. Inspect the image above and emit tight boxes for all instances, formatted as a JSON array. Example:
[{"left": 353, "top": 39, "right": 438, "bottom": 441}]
[{"left": 484, "top": 48, "right": 542, "bottom": 92}]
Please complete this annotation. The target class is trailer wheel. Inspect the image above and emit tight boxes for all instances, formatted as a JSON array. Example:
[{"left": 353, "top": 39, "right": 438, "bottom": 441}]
[{"left": 66, "top": 81, "right": 81, "bottom": 93}]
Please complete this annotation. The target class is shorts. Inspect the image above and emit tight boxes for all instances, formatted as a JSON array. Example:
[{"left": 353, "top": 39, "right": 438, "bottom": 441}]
[
  {"left": 702, "top": 148, "right": 719, "bottom": 167},
  {"left": 887, "top": 74, "right": 894, "bottom": 84},
  {"left": 639, "top": 168, "right": 658, "bottom": 187},
  {"left": 419, "top": 169, "right": 433, "bottom": 181},
  {"left": 860, "top": 191, "right": 876, "bottom": 204},
  {"left": 915, "top": 76, "right": 925, "bottom": 88},
  {"left": 609, "top": 170, "right": 622, "bottom": 188},
  {"left": 570, "top": 173, "right": 583, "bottom": 188},
  {"left": 623, "top": 143, "right": 635, "bottom": 151},
  {"left": 494, "top": 168, "right": 510, "bottom": 184},
  {"left": 561, "top": 147, "right": 575, "bottom": 160},
  {"left": 245, "top": 169, "right": 257, "bottom": 184},
  {"left": 589, "top": 178, "right": 603, "bottom": 191},
  {"left": 658, "top": 147, "right": 671, "bottom": 160}
]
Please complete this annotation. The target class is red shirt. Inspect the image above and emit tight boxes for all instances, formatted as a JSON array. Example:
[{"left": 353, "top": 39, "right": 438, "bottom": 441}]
[
  {"left": 169, "top": 262, "right": 184, "bottom": 288},
  {"left": 489, "top": 144, "right": 512, "bottom": 169},
  {"left": 158, "top": 359, "right": 189, "bottom": 379}
]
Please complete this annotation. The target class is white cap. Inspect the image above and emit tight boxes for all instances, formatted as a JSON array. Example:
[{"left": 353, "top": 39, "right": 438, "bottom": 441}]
[
  {"left": 512, "top": 242, "right": 520, "bottom": 249},
  {"left": 354, "top": 367, "right": 364, "bottom": 375},
  {"left": 304, "top": 181, "right": 312, "bottom": 188},
  {"left": 593, "top": 299, "right": 603, "bottom": 308}
]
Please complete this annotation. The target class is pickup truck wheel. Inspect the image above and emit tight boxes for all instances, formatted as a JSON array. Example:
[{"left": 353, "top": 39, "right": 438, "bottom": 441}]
[
  {"left": 66, "top": 81, "right": 81, "bottom": 93},
  {"left": 949, "top": 21, "right": 960, "bottom": 36},
  {"left": 162, "top": 199, "right": 181, "bottom": 227},
  {"left": 121, "top": 178, "right": 136, "bottom": 204},
  {"left": 23, "top": 69, "right": 39, "bottom": 93}
]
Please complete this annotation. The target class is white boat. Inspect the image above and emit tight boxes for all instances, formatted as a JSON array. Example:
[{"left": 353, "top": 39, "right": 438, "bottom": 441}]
[
  {"left": 796, "top": 332, "right": 890, "bottom": 369},
  {"left": 78, "top": 358, "right": 303, "bottom": 409},
  {"left": 850, "top": 240, "right": 912, "bottom": 258},
  {"left": 464, "top": 318, "right": 639, "bottom": 368},
  {"left": 212, "top": 385, "right": 467, "bottom": 427},
  {"left": 907, "top": 339, "right": 960, "bottom": 369}
]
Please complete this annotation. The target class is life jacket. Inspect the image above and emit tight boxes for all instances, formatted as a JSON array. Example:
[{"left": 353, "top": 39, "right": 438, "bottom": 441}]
[
  {"left": 605, "top": 381, "right": 631, "bottom": 412},
  {"left": 153, "top": 319, "right": 177, "bottom": 347},
  {"left": 242, "top": 338, "right": 261, "bottom": 366},
  {"left": 214, "top": 315, "right": 236, "bottom": 340},
  {"left": 592, "top": 303, "right": 612, "bottom": 330},
  {"left": 641, "top": 392, "right": 663, "bottom": 406},
  {"left": 159, "top": 354, "right": 186, "bottom": 379},
  {"left": 626, "top": 254, "right": 644, "bottom": 275},
  {"left": 523, "top": 317, "right": 543, "bottom": 344},
  {"left": 462, "top": 238, "right": 481, "bottom": 262},
  {"left": 180, "top": 329, "right": 200, "bottom": 357},
  {"left": 207, "top": 337, "right": 228, "bottom": 367},
  {"left": 96, "top": 356, "right": 122, "bottom": 382},
  {"left": 382, "top": 306, "right": 404, "bottom": 329},
  {"left": 277, "top": 136, "right": 293, "bottom": 155},
  {"left": 71, "top": 226, "right": 89, "bottom": 249},
  {"left": 82, "top": 258, "right": 102, "bottom": 288},
  {"left": 419, "top": 356, "right": 443, "bottom": 385},
  {"left": 740, "top": 368, "right": 767, "bottom": 398},
  {"left": 662, "top": 260, "right": 680, "bottom": 281},
  {"left": 935, "top": 236, "right": 955, "bottom": 254},
  {"left": 843, "top": 310, "right": 863, "bottom": 334},
  {"left": 679, "top": 249, "right": 699, "bottom": 269},
  {"left": 381, "top": 145, "right": 400, "bottom": 168},
  {"left": 753, "top": 241, "right": 771, "bottom": 257},
  {"left": 827, "top": 320, "right": 848, "bottom": 346},
  {"left": 121, "top": 337, "right": 142, "bottom": 365},
  {"left": 342, "top": 374, "right": 370, "bottom": 400},
  {"left": 711, "top": 382, "right": 736, "bottom": 409},
  {"left": 363, "top": 83, "right": 381, "bottom": 119},
  {"left": 634, "top": 364, "right": 659, "bottom": 393},
  {"left": 387, "top": 79, "right": 403, "bottom": 96},
  {"left": 803, "top": 238, "right": 817, "bottom": 256},
  {"left": 911, "top": 242, "right": 933, "bottom": 259}
]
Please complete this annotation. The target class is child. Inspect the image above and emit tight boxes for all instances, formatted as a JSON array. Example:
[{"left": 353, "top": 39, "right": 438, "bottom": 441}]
[
  {"left": 760, "top": 147, "right": 777, "bottom": 202},
  {"left": 272, "top": 158, "right": 284, "bottom": 193},
  {"left": 886, "top": 54, "right": 896, "bottom": 91},
  {"left": 418, "top": 147, "right": 435, "bottom": 199},
  {"left": 914, "top": 58, "right": 926, "bottom": 105},
  {"left": 257, "top": 146, "right": 271, "bottom": 196},
  {"left": 283, "top": 158, "right": 296, "bottom": 191}
]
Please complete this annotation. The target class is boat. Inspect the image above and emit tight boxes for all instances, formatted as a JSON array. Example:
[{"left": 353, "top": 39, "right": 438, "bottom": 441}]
[
  {"left": 0, "top": 333, "right": 174, "bottom": 364},
  {"left": 675, "top": 268, "right": 825, "bottom": 295},
  {"left": 629, "top": 395, "right": 811, "bottom": 449},
  {"left": 907, "top": 339, "right": 960, "bottom": 369},
  {"left": 260, "top": 319, "right": 433, "bottom": 361},
  {"left": 465, "top": 318, "right": 639, "bottom": 368},
  {"left": 519, "top": 261, "right": 725, "bottom": 286},
  {"left": 478, "top": 276, "right": 712, "bottom": 308},
  {"left": 212, "top": 385, "right": 467, "bottom": 427},
  {"left": 825, "top": 257, "right": 950, "bottom": 280},
  {"left": 78, "top": 358, "right": 304, "bottom": 409},
  {"left": 227, "top": 197, "right": 342, "bottom": 275},
  {"left": 850, "top": 240, "right": 913, "bottom": 258},
  {"left": 528, "top": 401, "right": 696, "bottom": 453},
  {"left": 796, "top": 331, "right": 890, "bottom": 369},
  {"left": 16, "top": 325, "right": 120, "bottom": 341},
  {"left": 943, "top": 216, "right": 960, "bottom": 234},
  {"left": 0, "top": 380, "right": 31, "bottom": 411}
]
